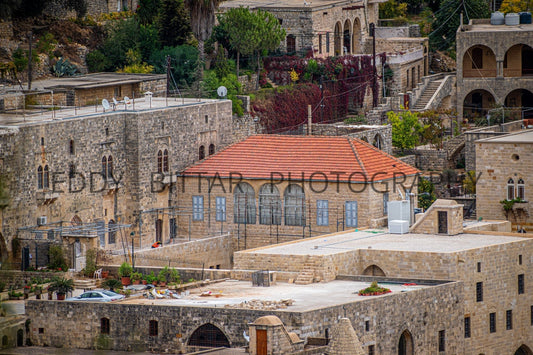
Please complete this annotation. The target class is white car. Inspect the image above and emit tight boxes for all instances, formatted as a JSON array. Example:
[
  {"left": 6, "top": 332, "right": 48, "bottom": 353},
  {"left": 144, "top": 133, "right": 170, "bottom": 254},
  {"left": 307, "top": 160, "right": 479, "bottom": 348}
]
[{"left": 66, "top": 290, "right": 125, "bottom": 302}]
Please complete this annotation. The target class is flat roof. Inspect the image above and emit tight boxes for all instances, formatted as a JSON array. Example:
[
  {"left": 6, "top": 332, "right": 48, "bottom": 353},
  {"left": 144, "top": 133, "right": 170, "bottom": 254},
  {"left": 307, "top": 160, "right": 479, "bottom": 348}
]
[
  {"left": 462, "top": 22, "right": 533, "bottom": 33},
  {"left": 240, "top": 229, "right": 529, "bottom": 255},
  {"left": 0, "top": 97, "right": 225, "bottom": 128},
  {"left": 119, "top": 279, "right": 431, "bottom": 311},
  {"left": 476, "top": 129, "right": 533, "bottom": 144},
  {"left": 220, "top": 0, "right": 372, "bottom": 10},
  {"left": 13, "top": 73, "right": 166, "bottom": 91}
]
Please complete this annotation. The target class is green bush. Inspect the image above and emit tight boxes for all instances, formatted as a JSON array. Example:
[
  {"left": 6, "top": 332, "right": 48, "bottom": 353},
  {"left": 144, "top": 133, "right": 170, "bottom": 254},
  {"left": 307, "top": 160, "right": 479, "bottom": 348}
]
[
  {"left": 149, "top": 45, "right": 199, "bottom": 88},
  {"left": 84, "top": 249, "right": 97, "bottom": 278},
  {"left": 86, "top": 50, "right": 110, "bottom": 72},
  {"left": 48, "top": 245, "right": 68, "bottom": 271},
  {"left": 102, "top": 278, "right": 122, "bottom": 292},
  {"left": 118, "top": 262, "right": 133, "bottom": 278}
]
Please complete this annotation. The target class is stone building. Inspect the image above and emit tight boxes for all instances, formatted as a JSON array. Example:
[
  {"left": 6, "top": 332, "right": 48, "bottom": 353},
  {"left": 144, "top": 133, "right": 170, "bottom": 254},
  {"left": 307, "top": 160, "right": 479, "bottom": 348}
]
[
  {"left": 456, "top": 19, "right": 533, "bottom": 120},
  {"left": 178, "top": 134, "right": 418, "bottom": 250},
  {"left": 476, "top": 130, "right": 532, "bottom": 229},
  {"left": 0, "top": 94, "right": 234, "bottom": 268}
]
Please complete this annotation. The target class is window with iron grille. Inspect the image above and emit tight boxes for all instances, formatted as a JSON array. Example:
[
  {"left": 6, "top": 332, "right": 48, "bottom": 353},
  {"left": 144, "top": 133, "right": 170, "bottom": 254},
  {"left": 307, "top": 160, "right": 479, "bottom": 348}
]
[
  {"left": 345, "top": 201, "right": 358, "bottom": 227},
  {"left": 259, "top": 184, "right": 281, "bottom": 225},
  {"left": 234, "top": 182, "right": 256, "bottom": 224},
  {"left": 438, "top": 330, "right": 445, "bottom": 352},
  {"left": 464, "top": 317, "right": 471, "bottom": 338},
  {"left": 506, "top": 310, "right": 513, "bottom": 330},
  {"left": 284, "top": 184, "right": 305, "bottom": 226},
  {"left": 489, "top": 313, "right": 496, "bottom": 333},
  {"left": 519, "top": 274, "right": 525, "bottom": 294},
  {"left": 149, "top": 320, "right": 158, "bottom": 336},
  {"left": 316, "top": 200, "right": 329, "bottom": 226},
  {"left": 476, "top": 282, "right": 483, "bottom": 302},
  {"left": 192, "top": 196, "right": 204, "bottom": 221},
  {"left": 101, "top": 318, "right": 110, "bottom": 334},
  {"left": 216, "top": 197, "right": 226, "bottom": 222}
]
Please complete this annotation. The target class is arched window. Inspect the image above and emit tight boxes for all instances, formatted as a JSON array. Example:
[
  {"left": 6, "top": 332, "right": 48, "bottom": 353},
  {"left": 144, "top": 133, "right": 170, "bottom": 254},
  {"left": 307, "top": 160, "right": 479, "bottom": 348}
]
[
  {"left": 199, "top": 146, "right": 205, "bottom": 160},
  {"left": 234, "top": 182, "right": 256, "bottom": 224},
  {"left": 284, "top": 184, "right": 305, "bottom": 226},
  {"left": 69, "top": 139, "right": 75, "bottom": 155},
  {"left": 43, "top": 165, "right": 49, "bottom": 189},
  {"left": 517, "top": 178, "right": 525, "bottom": 200},
  {"left": 507, "top": 178, "right": 515, "bottom": 200},
  {"left": 100, "top": 318, "right": 110, "bottom": 334},
  {"left": 208, "top": 144, "right": 215, "bottom": 156},
  {"left": 107, "top": 156, "right": 113, "bottom": 179},
  {"left": 108, "top": 219, "right": 116, "bottom": 244},
  {"left": 102, "top": 156, "right": 108, "bottom": 179},
  {"left": 37, "top": 166, "right": 43, "bottom": 189},
  {"left": 163, "top": 149, "right": 169, "bottom": 172},
  {"left": 373, "top": 134, "right": 382, "bottom": 150},
  {"left": 157, "top": 150, "right": 163, "bottom": 173},
  {"left": 286, "top": 35, "right": 296, "bottom": 54},
  {"left": 259, "top": 184, "right": 281, "bottom": 225}
]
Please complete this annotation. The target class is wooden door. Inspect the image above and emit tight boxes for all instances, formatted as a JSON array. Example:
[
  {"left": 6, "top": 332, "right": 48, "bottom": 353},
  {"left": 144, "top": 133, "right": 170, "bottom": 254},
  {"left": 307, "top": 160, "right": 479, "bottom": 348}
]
[{"left": 256, "top": 329, "right": 267, "bottom": 355}]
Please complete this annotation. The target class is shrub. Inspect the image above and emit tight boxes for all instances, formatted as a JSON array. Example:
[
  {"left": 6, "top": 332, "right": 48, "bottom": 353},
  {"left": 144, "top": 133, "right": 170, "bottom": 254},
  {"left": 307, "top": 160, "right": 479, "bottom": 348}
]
[
  {"left": 102, "top": 278, "right": 122, "bottom": 292},
  {"left": 84, "top": 249, "right": 97, "bottom": 277},
  {"left": 48, "top": 276, "right": 74, "bottom": 295},
  {"left": 118, "top": 262, "right": 133, "bottom": 278},
  {"left": 48, "top": 245, "right": 68, "bottom": 271}
]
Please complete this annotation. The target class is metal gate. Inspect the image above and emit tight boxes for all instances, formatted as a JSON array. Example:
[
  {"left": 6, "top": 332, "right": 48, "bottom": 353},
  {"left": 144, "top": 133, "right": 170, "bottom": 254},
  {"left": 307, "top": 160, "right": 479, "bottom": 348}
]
[{"left": 252, "top": 270, "right": 271, "bottom": 287}]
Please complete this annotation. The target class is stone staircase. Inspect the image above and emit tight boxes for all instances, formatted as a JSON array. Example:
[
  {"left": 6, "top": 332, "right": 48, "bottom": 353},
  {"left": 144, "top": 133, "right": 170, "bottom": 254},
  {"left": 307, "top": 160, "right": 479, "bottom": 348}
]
[
  {"left": 443, "top": 133, "right": 466, "bottom": 162},
  {"left": 412, "top": 79, "right": 443, "bottom": 111},
  {"left": 73, "top": 278, "right": 98, "bottom": 291},
  {"left": 294, "top": 257, "right": 321, "bottom": 285}
]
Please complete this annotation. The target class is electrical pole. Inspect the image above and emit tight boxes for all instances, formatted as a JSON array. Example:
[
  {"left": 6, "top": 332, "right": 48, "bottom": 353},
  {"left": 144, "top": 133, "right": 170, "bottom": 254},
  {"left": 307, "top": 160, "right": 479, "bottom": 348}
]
[
  {"left": 370, "top": 23, "right": 377, "bottom": 107},
  {"left": 166, "top": 55, "right": 171, "bottom": 97},
  {"left": 28, "top": 31, "right": 33, "bottom": 90}
]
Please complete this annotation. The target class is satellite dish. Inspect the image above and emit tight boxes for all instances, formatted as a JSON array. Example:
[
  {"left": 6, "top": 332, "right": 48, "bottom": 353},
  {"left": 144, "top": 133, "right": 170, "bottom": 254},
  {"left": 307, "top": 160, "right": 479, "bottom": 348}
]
[
  {"left": 102, "top": 99, "right": 110, "bottom": 111},
  {"left": 217, "top": 86, "right": 227, "bottom": 98}
]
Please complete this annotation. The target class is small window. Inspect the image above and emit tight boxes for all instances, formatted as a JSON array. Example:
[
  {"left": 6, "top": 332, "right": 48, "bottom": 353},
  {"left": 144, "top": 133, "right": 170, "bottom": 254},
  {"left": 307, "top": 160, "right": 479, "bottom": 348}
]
[
  {"left": 149, "top": 320, "right": 158, "bottom": 336},
  {"left": 163, "top": 149, "right": 169, "bottom": 172},
  {"left": 157, "top": 150, "right": 163, "bottom": 173},
  {"left": 507, "top": 178, "right": 515, "bottom": 200},
  {"left": 108, "top": 219, "right": 116, "bottom": 244},
  {"left": 365, "top": 320, "right": 370, "bottom": 331},
  {"left": 69, "top": 163, "right": 75, "bottom": 179},
  {"left": 38, "top": 328, "right": 44, "bottom": 334},
  {"left": 477, "top": 262, "right": 481, "bottom": 272},
  {"left": 199, "top": 145, "right": 205, "bottom": 160},
  {"left": 383, "top": 192, "right": 389, "bottom": 215},
  {"left": 316, "top": 200, "right": 329, "bottom": 226},
  {"left": 464, "top": 317, "right": 471, "bottom": 338},
  {"left": 287, "top": 35, "right": 296, "bottom": 54},
  {"left": 506, "top": 310, "right": 513, "bottom": 330},
  {"left": 40, "top": 137, "right": 44, "bottom": 146},
  {"left": 472, "top": 47, "right": 483, "bottom": 69},
  {"left": 345, "top": 201, "right": 358, "bottom": 228},
  {"left": 105, "top": 127, "right": 109, "bottom": 136},
  {"left": 101, "top": 318, "right": 110, "bottom": 334},
  {"left": 326, "top": 32, "right": 330, "bottom": 53},
  {"left": 205, "top": 115, "right": 208, "bottom": 123},
  {"left": 519, "top": 274, "right": 525, "bottom": 294},
  {"left": 216, "top": 196, "right": 226, "bottom": 222},
  {"left": 43, "top": 165, "right": 49, "bottom": 189},
  {"left": 368, "top": 344, "right": 375, "bottom": 355},
  {"left": 37, "top": 166, "right": 43, "bottom": 189},
  {"left": 102, "top": 156, "right": 108, "bottom": 179},
  {"left": 489, "top": 313, "right": 496, "bottom": 333},
  {"left": 192, "top": 196, "right": 204, "bottom": 221},
  {"left": 438, "top": 330, "right": 445, "bottom": 352},
  {"left": 319, "top": 34, "right": 322, "bottom": 54},
  {"left": 519, "top": 255, "right": 523, "bottom": 265},
  {"left": 107, "top": 156, "right": 113, "bottom": 179},
  {"left": 517, "top": 179, "right": 525, "bottom": 200},
  {"left": 208, "top": 144, "right": 215, "bottom": 156},
  {"left": 476, "top": 282, "right": 483, "bottom": 302},
  {"left": 69, "top": 139, "right": 75, "bottom": 155},
  {"left": 531, "top": 305, "right": 533, "bottom": 326}
]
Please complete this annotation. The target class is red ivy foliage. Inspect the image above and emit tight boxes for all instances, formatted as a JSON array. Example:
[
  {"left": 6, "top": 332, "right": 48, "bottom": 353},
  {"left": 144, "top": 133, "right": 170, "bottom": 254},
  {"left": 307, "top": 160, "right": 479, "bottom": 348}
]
[{"left": 256, "top": 53, "right": 386, "bottom": 133}]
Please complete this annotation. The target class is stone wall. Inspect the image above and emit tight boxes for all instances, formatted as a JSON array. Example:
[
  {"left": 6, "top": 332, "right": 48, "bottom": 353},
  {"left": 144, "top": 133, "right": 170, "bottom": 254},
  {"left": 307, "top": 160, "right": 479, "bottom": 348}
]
[
  {"left": 106, "top": 234, "right": 233, "bottom": 269},
  {"left": 395, "top": 148, "right": 448, "bottom": 171},
  {"left": 0, "top": 99, "right": 234, "bottom": 264},
  {"left": 0, "top": 316, "right": 25, "bottom": 350},
  {"left": 25, "top": 280, "right": 463, "bottom": 354},
  {"left": 0, "top": 270, "right": 66, "bottom": 289}
]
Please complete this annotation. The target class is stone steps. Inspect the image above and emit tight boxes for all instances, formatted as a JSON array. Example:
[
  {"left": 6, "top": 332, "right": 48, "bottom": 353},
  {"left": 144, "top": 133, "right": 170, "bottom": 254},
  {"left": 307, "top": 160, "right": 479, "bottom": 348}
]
[
  {"left": 413, "top": 80, "right": 443, "bottom": 110},
  {"left": 73, "top": 278, "right": 98, "bottom": 290},
  {"left": 294, "top": 259, "right": 320, "bottom": 285}
]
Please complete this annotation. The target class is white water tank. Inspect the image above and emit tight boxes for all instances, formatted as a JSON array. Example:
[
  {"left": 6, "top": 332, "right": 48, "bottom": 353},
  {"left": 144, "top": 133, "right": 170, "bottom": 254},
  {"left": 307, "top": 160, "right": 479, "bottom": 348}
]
[
  {"left": 505, "top": 13, "right": 520, "bottom": 26},
  {"left": 491, "top": 12, "right": 504, "bottom": 25}
]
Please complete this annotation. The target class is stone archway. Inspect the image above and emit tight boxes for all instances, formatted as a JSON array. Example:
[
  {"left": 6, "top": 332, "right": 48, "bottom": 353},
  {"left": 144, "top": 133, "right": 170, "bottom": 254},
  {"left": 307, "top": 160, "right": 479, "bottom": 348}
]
[
  {"left": 505, "top": 89, "right": 533, "bottom": 119},
  {"left": 188, "top": 323, "right": 230, "bottom": 348},
  {"left": 343, "top": 19, "right": 351, "bottom": 55},
  {"left": 373, "top": 134, "right": 383, "bottom": 150},
  {"left": 463, "top": 89, "right": 495, "bottom": 121},
  {"left": 398, "top": 330, "right": 414, "bottom": 355},
  {"left": 352, "top": 18, "right": 361, "bottom": 54},
  {"left": 0, "top": 232, "right": 8, "bottom": 264},
  {"left": 515, "top": 345, "right": 533, "bottom": 355},
  {"left": 462, "top": 45, "right": 496, "bottom": 77},
  {"left": 363, "top": 264, "right": 386, "bottom": 276},
  {"left": 334, "top": 22, "right": 342, "bottom": 56}
]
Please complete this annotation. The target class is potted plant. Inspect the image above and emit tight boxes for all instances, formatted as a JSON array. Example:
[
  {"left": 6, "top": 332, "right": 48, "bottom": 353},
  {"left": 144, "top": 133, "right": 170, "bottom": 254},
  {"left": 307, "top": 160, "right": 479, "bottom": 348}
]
[
  {"left": 8, "top": 288, "right": 23, "bottom": 300},
  {"left": 145, "top": 271, "right": 157, "bottom": 285},
  {"left": 131, "top": 272, "right": 142, "bottom": 285},
  {"left": 23, "top": 285, "right": 31, "bottom": 299},
  {"left": 101, "top": 270, "right": 110, "bottom": 279},
  {"left": 102, "top": 278, "right": 122, "bottom": 292},
  {"left": 358, "top": 281, "right": 391, "bottom": 296},
  {"left": 34, "top": 285, "right": 43, "bottom": 299},
  {"left": 48, "top": 276, "right": 74, "bottom": 300},
  {"left": 118, "top": 262, "right": 133, "bottom": 286}
]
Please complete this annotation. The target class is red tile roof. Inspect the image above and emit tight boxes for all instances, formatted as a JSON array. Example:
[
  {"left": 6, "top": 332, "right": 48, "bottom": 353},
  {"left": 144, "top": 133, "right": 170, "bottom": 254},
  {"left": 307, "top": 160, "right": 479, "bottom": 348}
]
[{"left": 181, "top": 135, "right": 419, "bottom": 182}]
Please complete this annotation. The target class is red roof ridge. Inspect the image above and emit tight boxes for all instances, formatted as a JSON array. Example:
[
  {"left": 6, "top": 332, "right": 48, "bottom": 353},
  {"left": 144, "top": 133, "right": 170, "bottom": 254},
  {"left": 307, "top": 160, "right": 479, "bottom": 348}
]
[{"left": 345, "top": 136, "right": 367, "bottom": 177}]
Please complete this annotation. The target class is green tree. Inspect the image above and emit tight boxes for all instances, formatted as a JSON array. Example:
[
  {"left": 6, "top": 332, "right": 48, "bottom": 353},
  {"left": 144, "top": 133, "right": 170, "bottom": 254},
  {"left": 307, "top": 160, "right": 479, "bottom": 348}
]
[
  {"left": 430, "top": 0, "right": 490, "bottom": 52},
  {"left": 149, "top": 45, "right": 199, "bottom": 88},
  {"left": 184, "top": 0, "right": 223, "bottom": 73},
  {"left": 137, "top": 0, "right": 160, "bottom": 25},
  {"left": 156, "top": 0, "right": 191, "bottom": 47},
  {"left": 215, "top": 6, "right": 255, "bottom": 77},
  {"left": 387, "top": 109, "right": 423, "bottom": 150},
  {"left": 379, "top": 0, "right": 407, "bottom": 19},
  {"left": 419, "top": 110, "right": 444, "bottom": 149},
  {"left": 418, "top": 177, "right": 437, "bottom": 210},
  {"left": 250, "top": 9, "right": 286, "bottom": 89}
]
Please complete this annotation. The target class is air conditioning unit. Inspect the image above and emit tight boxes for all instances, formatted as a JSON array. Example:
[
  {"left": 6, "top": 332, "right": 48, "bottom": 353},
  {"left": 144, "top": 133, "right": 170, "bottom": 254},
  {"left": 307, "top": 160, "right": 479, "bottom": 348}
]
[{"left": 37, "top": 216, "right": 47, "bottom": 226}]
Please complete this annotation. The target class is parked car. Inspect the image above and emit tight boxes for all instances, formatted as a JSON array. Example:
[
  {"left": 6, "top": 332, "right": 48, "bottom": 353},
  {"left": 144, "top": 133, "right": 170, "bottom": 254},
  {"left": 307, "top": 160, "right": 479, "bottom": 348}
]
[{"left": 66, "top": 290, "right": 125, "bottom": 302}]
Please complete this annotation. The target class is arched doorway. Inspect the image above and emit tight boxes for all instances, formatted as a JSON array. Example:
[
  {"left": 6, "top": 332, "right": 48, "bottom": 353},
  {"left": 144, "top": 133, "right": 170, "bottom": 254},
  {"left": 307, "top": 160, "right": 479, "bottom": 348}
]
[
  {"left": 286, "top": 35, "right": 296, "bottom": 54},
  {"left": 343, "top": 20, "right": 351, "bottom": 55},
  {"left": 373, "top": 134, "right": 383, "bottom": 150},
  {"left": 505, "top": 89, "right": 533, "bottom": 119},
  {"left": 515, "top": 345, "right": 533, "bottom": 355},
  {"left": 0, "top": 232, "right": 8, "bottom": 265},
  {"left": 352, "top": 18, "right": 361, "bottom": 54},
  {"left": 363, "top": 265, "right": 386, "bottom": 276},
  {"left": 188, "top": 323, "right": 230, "bottom": 348},
  {"left": 16, "top": 329, "right": 23, "bottom": 347},
  {"left": 503, "top": 44, "right": 533, "bottom": 77},
  {"left": 463, "top": 89, "right": 495, "bottom": 121},
  {"left": 155, "top": 219, "right": 163, "bottom": 243},
  {"left": 334, "top": 22, "right": 342, "bottom": 56},
  {"left": 398, "top": 330, "right": 414, "bottom": 355}
]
